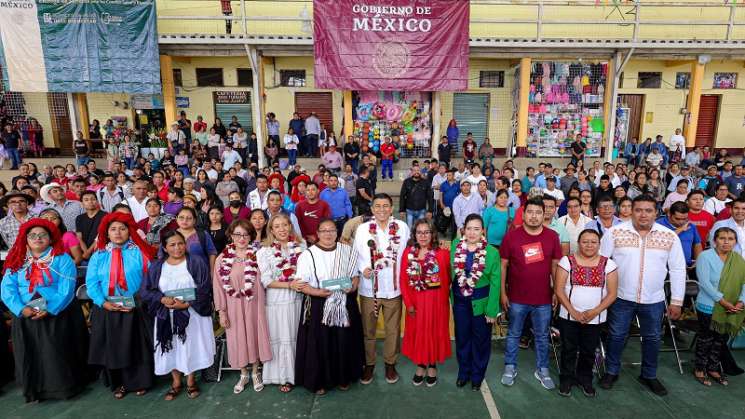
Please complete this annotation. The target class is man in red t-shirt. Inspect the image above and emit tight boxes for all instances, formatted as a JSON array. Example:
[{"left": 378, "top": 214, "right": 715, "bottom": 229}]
[
  {"left": 294, "top": 182, "right": 330, "bottom": 244},
  {"left": 499, "top": 197, "right": 562, "bottom": 389},
  {"left": 686, "top": 190, "right": 714, "bottom": 249},
  {"left": 380, "top": 136, "right": 396, "bottom": 181}
]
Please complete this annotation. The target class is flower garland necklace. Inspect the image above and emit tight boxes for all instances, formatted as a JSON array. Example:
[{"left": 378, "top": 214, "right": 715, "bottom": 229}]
[
  {"left": 453, "top": 238, "right": 487, "bottom": 297},
  {"left": 272, "top": 239, "right": 303, "bottom": 282},
  {"left": 406, "top": 245, "right": 439, "bottom": 291},
  {"left": 218, "top": 243, "right": 259, "bottom": 300},
  {"left": 369, "top": 220, "right": 401, "bottom": 268}
]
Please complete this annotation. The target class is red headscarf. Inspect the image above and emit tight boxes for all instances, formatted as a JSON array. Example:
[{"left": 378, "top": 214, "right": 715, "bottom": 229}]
[
  {"left": 96, "top": 212, "right": 155, "bottom": 296},
  {"left": 96, "top": 212, "right": 156, "bottom": 259},
  {"left": 4, "top": 218, "right": 64, "bottom": 274}
]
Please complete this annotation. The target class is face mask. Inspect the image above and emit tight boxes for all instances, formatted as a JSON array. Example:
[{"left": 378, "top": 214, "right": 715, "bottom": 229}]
[{"left": 230, "top": 200, "right": 242, "bottom": 208}]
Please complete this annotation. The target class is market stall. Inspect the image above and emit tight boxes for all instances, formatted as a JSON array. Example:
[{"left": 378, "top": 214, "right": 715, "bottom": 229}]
[
  {"left": 525, "top": 61, "right": 607, "bottom": 158},
  {"left": 353, "top": 91, "right": 432, "bottom": 158}
]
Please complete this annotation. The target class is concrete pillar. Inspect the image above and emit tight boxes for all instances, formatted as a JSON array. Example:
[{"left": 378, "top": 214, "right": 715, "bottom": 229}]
[
  {"left": 431, "top": 92, "right": 441, "bottom": 157},
  {"left": 343, "top": 90, "right": 353, "bottom": 139},
  {"left": 74, "top": 93, "right": 90, "bottom": 141},
  {"left": 683, "top": 62, "right": 705, "bottom": 148},
  {"left": 516, "top": 57, "right": 531, "bottom": 157},
  {"left": 159, "top": 55, "right": 177, "bottom": 125}
]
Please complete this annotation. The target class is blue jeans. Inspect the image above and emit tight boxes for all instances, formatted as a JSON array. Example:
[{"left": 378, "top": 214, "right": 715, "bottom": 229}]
[
  {"left": 349, "top": 159, "right": 359, "bottom": 174},
  {"left": 76, "top": 155, "right": 91, "bottom": 167},
  {"left": 125, "top": 157, "right": 135, "bottom": 170},
  {"left": 7, "top": 148, "right": 21, "bottom": 169},
  {"left": 406, "top": 209, "right": 426, "bottom": 227},
  {"left": 505, "top": 302, "right": 552, "bottom": 370},
  {"left": 288, "top": 149, "right": 297, "bottom": 165},
  {"left": 605, "top": 298, "right": 665, "bottom": 379},
  {"left": 382, "top": 159, "right": 393, "bottom": 179}
]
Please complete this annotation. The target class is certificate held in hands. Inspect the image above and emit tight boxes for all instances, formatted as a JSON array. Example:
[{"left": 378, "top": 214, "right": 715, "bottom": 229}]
[
  {"left": 27, "top": 297, "right": 47, "bottom": 312},
  {"left": 108, "top": 295, "right": 136, "bottom": 309},
  {"left": 164, "top": 287, "right": 196, "bottom": 302},
  {"left": 321, "top": 277, "right": 353, "bottom": 291}
]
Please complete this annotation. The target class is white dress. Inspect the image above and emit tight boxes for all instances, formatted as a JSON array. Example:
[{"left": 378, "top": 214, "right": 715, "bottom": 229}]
[
  {"left": 257, "top": 244, "right": 305, "bottom": 384},
  {"left": 154, "top": 260, "right": 216, "bottom": 375}
]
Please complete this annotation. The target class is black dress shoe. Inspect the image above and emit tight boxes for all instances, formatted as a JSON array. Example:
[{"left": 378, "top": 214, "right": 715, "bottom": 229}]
[
  {"left": 471, "top": 382, "right": 481, "bottom": 391},
  {"left": 637, "top": 376, "right": 668, "bottom": 396},
  {"left": 598, "top": 373, "right": 618, "bottom": 390},
  {"left": 558, "top": 381, "right": 572, "bottom": 397},
  {"left": 456, "top": 379, "right": 469, "bottom": 388}
]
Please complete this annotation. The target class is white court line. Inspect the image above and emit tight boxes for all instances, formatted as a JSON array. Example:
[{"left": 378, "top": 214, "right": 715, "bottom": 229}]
[{"left": 480, "top": 380, "right": 501, "bottom": 419}]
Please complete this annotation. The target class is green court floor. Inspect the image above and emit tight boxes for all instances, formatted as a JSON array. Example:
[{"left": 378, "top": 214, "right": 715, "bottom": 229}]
[{"left": 1, "top": 340, "right": 744, "bottom": 419}]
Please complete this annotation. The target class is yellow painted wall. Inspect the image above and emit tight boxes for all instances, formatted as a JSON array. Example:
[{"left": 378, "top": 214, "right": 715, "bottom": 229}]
[
  {"left": 156, "top": 0, "right": 745, "bottom": 41},
  {"left": 263, "top": 56, "right": 344, "bottom": 145},
  {"left": 618, "top": 59, "right": 745, "bottom": 148},
  {"left": 171, "top": 56, "right": 254, "bottom": 128},
  {"left": 21, "top": 92, "right": 55, "bottom": 148},
  {"left": 439, "top": 59, "right": 515, "bottom": 150},
  {"left": 87, "top": 93, "right": 134, "bottom": 131}
]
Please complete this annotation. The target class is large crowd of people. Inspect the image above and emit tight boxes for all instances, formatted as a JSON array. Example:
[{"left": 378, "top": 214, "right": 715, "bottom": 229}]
[{"left": 0, "top": 112, "right": 744, "bottom": 405}]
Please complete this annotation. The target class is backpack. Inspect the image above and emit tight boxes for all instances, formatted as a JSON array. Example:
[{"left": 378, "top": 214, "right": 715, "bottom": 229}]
[{"left": 704, "top": 177, "right": 722, "bottom": 198}]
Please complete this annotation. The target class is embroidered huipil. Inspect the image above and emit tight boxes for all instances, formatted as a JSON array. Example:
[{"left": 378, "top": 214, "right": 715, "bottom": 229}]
[
  {"left": 85, "top": 246, "right": 147, "bottom": 307},
  {"left": 354, "top": 219, "right": 410, "bottom": 299},
  {"left": 600, "top": 221, "right": 686, "bottom": 306},
  {"left": 1, "top": 252, "right": 77, "bottom": 316}
]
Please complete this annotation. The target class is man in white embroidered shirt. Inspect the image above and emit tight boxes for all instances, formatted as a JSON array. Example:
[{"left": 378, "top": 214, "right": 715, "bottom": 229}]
[
  {"left": 598, "top": 195, "right": 686, "bottom": 396},
  {"left": 354, "top": 193, "right": 410, "bottom": 386}
]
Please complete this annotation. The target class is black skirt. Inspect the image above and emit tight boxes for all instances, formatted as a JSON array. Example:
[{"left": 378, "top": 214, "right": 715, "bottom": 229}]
[
  {"left": 0, "top": 312, "right": 13, "bottom": 387},
  {"left": 295, "top": 292, "right": 365, "bottom": 392},
  {"left": 11, "top": 301, "right": 89, "bottom": 402},
  {"left": 88, "top": 305, "right": 154, "bottom": 391}
]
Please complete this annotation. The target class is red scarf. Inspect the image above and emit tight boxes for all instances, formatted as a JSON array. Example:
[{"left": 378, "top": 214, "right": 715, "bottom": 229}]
[
  {"left": 27, "top": 259, "right": 52, "bottom": 294},
  {"left": 108, "top": 247, "right": 128, "bottom": 296}
]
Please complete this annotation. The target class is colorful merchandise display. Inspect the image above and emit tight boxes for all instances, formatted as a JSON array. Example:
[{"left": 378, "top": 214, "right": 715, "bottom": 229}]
[
  {"left": 353, "top": 91, "right": 432, "bottom": 157},
  {"left": 525, "top": 61, "right": 607, "bottom": 157}
]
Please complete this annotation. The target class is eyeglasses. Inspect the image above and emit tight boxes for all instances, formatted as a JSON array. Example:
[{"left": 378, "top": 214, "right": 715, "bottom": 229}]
[
  {"left": 28, "top": 232, "right": 49, "bottom": 240},
  {"left": 318, "top": 229, "right": 337, "bottom": 234},
  {"left": 231, "top": 233, "right": 251, "bottom": 239},
  {"left": 416, "top": 230, "right": 432, "bottom": 235}
]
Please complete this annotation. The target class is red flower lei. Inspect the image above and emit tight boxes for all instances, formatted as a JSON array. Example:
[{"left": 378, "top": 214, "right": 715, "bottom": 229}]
[
  {"left": 406, "top": 246, "right": 439, "bottom": 291},
  {"left": 218, "top": 243, "right": 259, "bottom": 300},
  {"left": 272, "top": 239, "right": 303, "bottom": 282},
  {"left": 453, "top": 239, "right": 487, "bottom": 297},
  {"left": 369, "top": 220, "right": 401, "bottom": 270}
]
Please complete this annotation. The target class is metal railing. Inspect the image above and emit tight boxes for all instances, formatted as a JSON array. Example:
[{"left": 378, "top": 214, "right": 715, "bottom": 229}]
[{"left": 155, "top": 0, "right": 745, "bottom": 42}]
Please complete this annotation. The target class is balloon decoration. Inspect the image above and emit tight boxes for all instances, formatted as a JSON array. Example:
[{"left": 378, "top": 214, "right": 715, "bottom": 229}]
[{"left": 353, "top": 91, "right": 432, "bottom": 158}]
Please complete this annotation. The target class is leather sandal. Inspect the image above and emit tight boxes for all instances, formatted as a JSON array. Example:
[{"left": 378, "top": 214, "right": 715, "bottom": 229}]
[
  {"left": 186, "top": 384, "right": 200, "bottom": 399},
  {"left": 113, "top": 386, "right": 127, "bottom": 400},
  {"left": 164, "top": 386, "right": 182, "bottom": 401}
]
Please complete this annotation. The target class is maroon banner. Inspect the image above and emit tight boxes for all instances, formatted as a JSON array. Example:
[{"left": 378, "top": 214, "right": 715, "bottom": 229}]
[{"left": 313, "top": 0, "right": 470, "bottom": 91}]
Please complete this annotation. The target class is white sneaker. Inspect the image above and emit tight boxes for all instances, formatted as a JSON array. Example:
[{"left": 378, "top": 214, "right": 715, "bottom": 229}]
[{"left": 233, "top": 374, "right": 250, "bottom": 394}]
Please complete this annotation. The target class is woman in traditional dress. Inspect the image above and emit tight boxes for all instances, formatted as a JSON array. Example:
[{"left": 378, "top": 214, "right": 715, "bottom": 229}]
[
  {"left": 86, "top": 212, "right": 156, "bottom": 399},
  {"left": 257, "top": 214, "right": 307, "bottom": 392},
  {"left": 137, "top": 198, "right": 177, "bottom": 251},
  {"left": 295, "top": 219, "right": 365, "bottom": 395},
  {"left": 399, "top": 219, "right": 451, "bottom": 386},
  {"left": 140, "top": 230, "right": 215, "bottom": 400},
  {"left": 213, "top": 219, "right": 272, "bottom": 394},
  {"left": 248, "top": 208, "right": 268, "bottom": 248},
  {"left": 554, "top": 229, "right": 618, "bottom": 397},
  {"left": 1, "top": 219, "right": 88, "bottom": 403},
  {"left": 450, "top": 214, "right": 501, "bottom": 391}
]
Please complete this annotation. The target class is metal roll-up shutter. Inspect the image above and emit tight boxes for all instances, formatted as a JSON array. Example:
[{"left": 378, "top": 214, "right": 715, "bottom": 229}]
[
  {"left": 453, "top": 93, "right": 490, "bottom": 153},
  {"left": 295, "top": 92, "right": 333, "bottom": 131},
  {"left": 213, "top": 92, "right": 253, "bottom": 136},
  {"left": 695, "top": 95, "right": 719, "bottom": 148}
]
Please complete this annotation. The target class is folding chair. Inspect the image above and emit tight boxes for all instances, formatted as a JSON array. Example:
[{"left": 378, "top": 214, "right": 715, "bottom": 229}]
[{"left": 215, "top": 328, "right": 240, "bottom": 382}]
